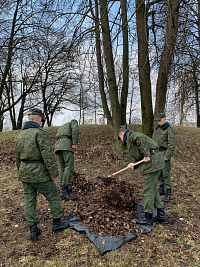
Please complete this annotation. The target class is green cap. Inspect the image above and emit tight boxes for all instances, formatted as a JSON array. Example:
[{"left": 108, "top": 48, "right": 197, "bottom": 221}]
[
  {"left": 28, "top": 108, "right": 45, "bottom": 121},
  {"left": 117, "top": 125, "right": 127, "bottom": 139},
  {"left": 71, "top": 119, "right": 78, "bottom": 124},
  {"left": 155, "top": 113, "right": 166, "bottom": 121}
]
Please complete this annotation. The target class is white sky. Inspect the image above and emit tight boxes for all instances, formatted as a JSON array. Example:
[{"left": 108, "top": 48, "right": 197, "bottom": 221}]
[{"left": 52, "top": 109, "right": 79, "bottom": 126}]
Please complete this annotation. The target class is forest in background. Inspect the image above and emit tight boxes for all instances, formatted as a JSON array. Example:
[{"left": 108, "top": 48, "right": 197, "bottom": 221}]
[{"left": 0, "top": 0, "right": 200, "bottom": 136}]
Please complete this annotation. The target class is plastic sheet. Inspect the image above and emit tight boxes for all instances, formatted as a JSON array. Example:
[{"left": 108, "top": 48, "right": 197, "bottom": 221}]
[{"left": 63, "top": 203, "right": 156, "bottom": 254}]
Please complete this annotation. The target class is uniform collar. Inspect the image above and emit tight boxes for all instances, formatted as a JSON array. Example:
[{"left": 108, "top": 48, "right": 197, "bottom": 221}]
[
  {"left": 155, "top": 121, "right": 170, "bottom": 130},
  {"left": 122, "top": 130, "right": 131, "bottom": 145},
  {"left": 22, "top": 121, "right": 41, "bottom": 130}
]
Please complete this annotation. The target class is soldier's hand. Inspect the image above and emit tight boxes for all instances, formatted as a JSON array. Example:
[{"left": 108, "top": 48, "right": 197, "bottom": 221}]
[
  {"left": 52, "top": 176, "right": 59, "bottom": 181},
  {"left": 127, "top": 163, "right": 134, "bottom": 170},
  {"left": 143, "top": 157, "right": 150, "bottom": 162},
  {"left": 72, "top": 144, "right": 77, "bottom": 150}
]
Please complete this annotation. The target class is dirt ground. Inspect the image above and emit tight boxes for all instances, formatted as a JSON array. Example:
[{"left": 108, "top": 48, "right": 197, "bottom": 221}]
[{"left": 0, "top": 124, "right": 200, "bottom": 267}]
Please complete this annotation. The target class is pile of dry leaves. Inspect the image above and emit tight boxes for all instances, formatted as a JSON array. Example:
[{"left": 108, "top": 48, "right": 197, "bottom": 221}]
[{"left": 70, "top": 173, "right": 140, "bottom": 237}]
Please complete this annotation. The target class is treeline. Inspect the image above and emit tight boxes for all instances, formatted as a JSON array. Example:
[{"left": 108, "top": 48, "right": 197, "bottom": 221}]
[{"left": 0, "top": 0, "right": 199, "bottom": 134}]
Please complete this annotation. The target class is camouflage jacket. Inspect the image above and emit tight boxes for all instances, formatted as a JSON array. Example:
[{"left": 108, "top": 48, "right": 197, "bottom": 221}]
[
  {"left": 54, "top": 120, "right": 79, "bottom": 153},
  {"left": 152, "top": 122, "right": 176, "bottom": 160},
  {"left": 14, "top": 121, "right": 59, "bottom": 183},
  {"left": 126, "top": 131, "right": 165, "bottom": 175}
]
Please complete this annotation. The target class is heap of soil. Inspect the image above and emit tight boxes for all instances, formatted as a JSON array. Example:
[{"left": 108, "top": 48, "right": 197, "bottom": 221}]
[{"left": 69, "top": 173, "right": 140, "bottom": 237}]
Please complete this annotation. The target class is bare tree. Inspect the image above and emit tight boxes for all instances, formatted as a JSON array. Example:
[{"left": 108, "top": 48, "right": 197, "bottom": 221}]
[
  {"left": 88, "top": 0, "right": 129, "bottom": 141},
  {"left": 0, "top": 0, "right": 20, "bottom": 100},
  {"left": 170, "top": 1, "right": 200, "bottom": 126},
  {"left": 90, "top": 0, "right": 112, "bottom": 125},
  {"left": 154, "top": 0, "right": 181, "bottom": 118},
  {"left": 33, "top": 31, "right": 78, "bottom": 126},
  {"left": 135, "top": 0, "right": 154, "bottom": 137},
  {"left": 0, "top": 0, "right": 81, "bottom": 130}
]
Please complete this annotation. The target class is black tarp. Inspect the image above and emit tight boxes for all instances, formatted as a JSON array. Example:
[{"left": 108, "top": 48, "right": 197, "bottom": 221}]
[{"left": 63, "top": 203, "right": 157, "bottom": 254}]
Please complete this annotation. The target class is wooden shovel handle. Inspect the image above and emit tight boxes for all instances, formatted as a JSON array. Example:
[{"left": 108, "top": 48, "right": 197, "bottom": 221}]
[{"left": 108, "top": 159, "right": 145, "bottom": 177}]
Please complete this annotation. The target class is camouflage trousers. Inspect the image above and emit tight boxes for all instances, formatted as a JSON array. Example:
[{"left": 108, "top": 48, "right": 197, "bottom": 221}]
[
  {"left": 22, "top": 180, "right": 63, "bottom": 226},
  {"left": 142, "top": 170, "right": 164, "bottom": 213},
  {"left": 58, "top": 150, "right": 74, "bottom": 186},
  {"left": 158, "top": 159, "right": 171, "bottom": 189}
]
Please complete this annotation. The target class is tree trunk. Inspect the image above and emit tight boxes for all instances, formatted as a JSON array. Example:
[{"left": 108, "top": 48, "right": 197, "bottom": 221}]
[
  {"left": 16, "top": 93, "right": 26, "bottom": 129},
  {"left": 0, "top": 0, "right": 19, "bottom": 100},
  {"left": 0, "top": 0, "right": 20, "bottom": 124},
  {"left": 0, "top": 115, "right": 3, "bottom": 132},
  {"left": 179, "top": 86, "right": 185, "bottom": 125},
  {"left": 193, "top": 68, "right": 200, "bottom": 127},
  {"left": 136, "top": 0, "right": 153, "bottom": 137},
  {"left": 198, "top": 0, "right": 200, "bottom": 48},
  {"left": 129, "top": 84, "right": 134, "bottom": 125},
  {"left": 195, "top": 86, "right": 200, "bottom": 127},
  {"left": 154, "top": 0, "right": 181, "bottom": 117},
  {"left": 197, "top": 1, "right": 200, "bottom": 127},
  {"left": 7, "top": 73, "right": 17, "bottom": 130},
  {"left": 90, "top": 0, "right": 130, "bottom": 146},
  {"left": 92, "top": 0, "right": 112, "bottom": 126},
  {"left": 42, "top": 66, "right": 51, "bottom": 126},
  {"left": 99, "top": 0, "right": 122, "bottom": 139},
  {"left": 120, "top": 0, "right": 129, "bottom": 125}
]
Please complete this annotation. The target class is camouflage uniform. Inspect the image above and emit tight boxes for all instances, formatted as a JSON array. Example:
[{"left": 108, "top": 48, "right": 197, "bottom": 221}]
[
  {"left": 152, "top": 120, "right": 176, "bottom": 189},
  {"left": 14, "top": 121, "right": 63, "bottom": 226},
  {"left": 125, "top": 131, "right": 165, "bottom": 213},
  {"left": 54, "top": 119, "right": 79, "bottom": 186}
]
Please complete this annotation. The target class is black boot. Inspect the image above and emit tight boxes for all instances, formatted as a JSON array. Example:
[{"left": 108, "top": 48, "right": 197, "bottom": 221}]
[
  {"left": 29, "top": 223, "right": 41, "bottom": 242},
  {"left": 164, "top": 189, "right": 171, "bottom": 203},
  {"left": 60, "top": 185, "right": 74, "bottom": 201},
  {"left": 158, "top": 185, "right": 165, "bottom": 196},
  {"left": 137, "top": 212, "right": 153, "bottom": 225},
  {"left": 53, "top": 218, "right": 70, "bottom": 233},
  {"left": 154, "top": 208, "right": 168, "bottom": 224}
]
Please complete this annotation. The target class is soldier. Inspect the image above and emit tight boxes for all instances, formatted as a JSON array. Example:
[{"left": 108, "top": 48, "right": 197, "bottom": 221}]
[
  {"left": 117, "top": 125, "right": 168, "bottom": 225},
  {"left": 14, "top": 108, "right": 70, "bottom": 242},
  {"left": 54, "top": 119, "right": 79, "bottom": 201},
  {"left": 153, "top": 113, "right": 176, "bottom": 203}
]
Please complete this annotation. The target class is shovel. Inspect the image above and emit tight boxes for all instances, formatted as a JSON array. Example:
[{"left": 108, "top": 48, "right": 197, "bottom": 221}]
[{"left": 96, "top": 159, "right": 145, "bottom": 181}]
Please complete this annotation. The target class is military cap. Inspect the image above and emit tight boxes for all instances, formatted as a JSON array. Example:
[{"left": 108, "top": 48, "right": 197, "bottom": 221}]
[
  {"left": 70, "top": 119, "right": 78, "bottom": 124},
  {"left": 117, "top": 125, "right": 127, "bottom": 139},
  {"left": 28, "top": 108, "right": 45, "bottom": 121},
  {"left": 155, "top": 113, "right": 166, "bottom": 121}
]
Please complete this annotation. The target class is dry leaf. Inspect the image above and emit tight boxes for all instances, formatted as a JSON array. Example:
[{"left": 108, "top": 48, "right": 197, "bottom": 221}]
[{"left": 102, "top": 239, "right": 106, "bottom": 244}]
